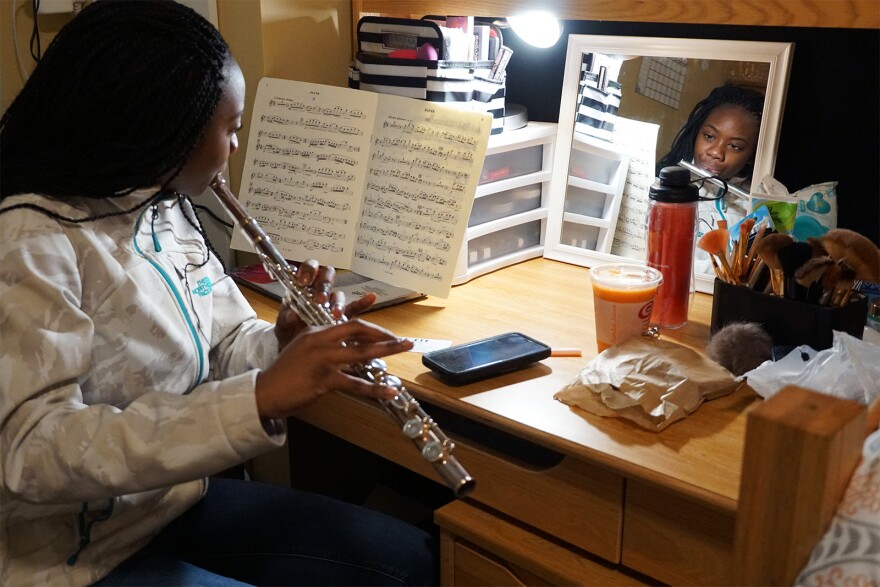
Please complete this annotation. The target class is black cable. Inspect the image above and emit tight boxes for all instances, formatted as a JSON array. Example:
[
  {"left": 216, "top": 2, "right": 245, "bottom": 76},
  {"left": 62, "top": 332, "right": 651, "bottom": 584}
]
[
  {"left": 30, "top": 0, "right": 42, "bottom": 63},
  {"left": 191, "top": 202, "right": 233, "bottom": 230}
]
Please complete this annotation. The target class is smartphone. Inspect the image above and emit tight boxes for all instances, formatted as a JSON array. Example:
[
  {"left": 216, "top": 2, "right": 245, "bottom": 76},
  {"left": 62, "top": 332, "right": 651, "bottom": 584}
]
[{"left": 422, "top": 332, "right": 551, "bottom": 386}]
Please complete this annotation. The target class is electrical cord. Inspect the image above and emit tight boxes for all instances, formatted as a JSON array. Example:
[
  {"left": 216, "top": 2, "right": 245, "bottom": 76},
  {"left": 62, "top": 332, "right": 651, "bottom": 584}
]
[{"left": 29, "top": 0, "right": 41, "bottom": 63}]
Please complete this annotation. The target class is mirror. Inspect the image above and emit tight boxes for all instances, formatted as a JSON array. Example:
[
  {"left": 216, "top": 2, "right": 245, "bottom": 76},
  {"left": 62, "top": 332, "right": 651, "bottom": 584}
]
[{"left": 544, "top": 35, "right": 793, "bottom": 293}]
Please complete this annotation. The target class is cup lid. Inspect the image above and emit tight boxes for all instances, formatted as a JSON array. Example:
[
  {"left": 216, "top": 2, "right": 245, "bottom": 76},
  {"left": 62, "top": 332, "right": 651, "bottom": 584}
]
[{"left": 589, "top": 264, "right": 663, "bottom": 288}]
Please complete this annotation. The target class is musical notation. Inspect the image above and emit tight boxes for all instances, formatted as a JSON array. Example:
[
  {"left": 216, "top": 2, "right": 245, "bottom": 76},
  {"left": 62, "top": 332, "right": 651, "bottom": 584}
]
[
  {"left": 269, "top": 97, "right": 367, "bottom": 119},
  {"left": 354, "top": 250, "right": 444, "bottom": 281},
  {"left": 257, "top": 130, "right": 361, "bottom": 153},
  {"left": 251, "top": 161, "right": 355, "bottom": 182},
  {"left": 251, "top": 206, "right": 348, "bottom": 227},
  {"left": 358, "top": 221, "right": 452, "bottom": 252},
  {"left": 235, "top": 78, "right": 490, "bottom": 297},
  {"left": 259, "top": 114, "right": 363, "bottom": 136},
  {"left": 609, "top": 117, "right": 659, "bottom": 261}
]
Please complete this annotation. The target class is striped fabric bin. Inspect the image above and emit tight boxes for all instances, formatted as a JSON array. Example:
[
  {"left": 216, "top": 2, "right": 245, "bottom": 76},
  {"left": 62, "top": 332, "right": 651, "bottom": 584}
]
[
  {"left": 351, "top": 16, "right": 506, "bottom": 134},
  {"left": 574, "top": 70, "right": 621, "bottom": 142}
]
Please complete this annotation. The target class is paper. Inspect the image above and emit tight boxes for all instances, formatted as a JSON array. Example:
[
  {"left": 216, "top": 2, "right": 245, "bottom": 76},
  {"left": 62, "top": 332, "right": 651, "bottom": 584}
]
[
  {"left": 233, "top": 78, "right": 492, "bottom": 297},
  {"left": 609, "top": 117, "right": 659, "bottom": 261},
  {"left": 405, "top": 338, "right": 452, "bottom": 353},
  {"left": 554, "top": 337, "right": 742, "bottom": 431}
]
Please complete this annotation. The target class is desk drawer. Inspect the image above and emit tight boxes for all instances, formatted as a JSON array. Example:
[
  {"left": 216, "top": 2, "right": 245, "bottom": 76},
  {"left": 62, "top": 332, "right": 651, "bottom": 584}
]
[
  {"left": 436, "top": 500, "right": 650, "bottom": 586},
  {"left": 622, "top": 480, "right": 735, "bottom": 586},
  {"left": 294, "top": 392, "right": 624, "bottom": 562}
]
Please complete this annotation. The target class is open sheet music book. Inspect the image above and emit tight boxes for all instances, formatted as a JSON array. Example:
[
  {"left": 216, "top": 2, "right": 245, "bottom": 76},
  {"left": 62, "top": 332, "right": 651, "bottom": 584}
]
[{"left": 230, "top": 78, "right": 493, "bottom": 298}]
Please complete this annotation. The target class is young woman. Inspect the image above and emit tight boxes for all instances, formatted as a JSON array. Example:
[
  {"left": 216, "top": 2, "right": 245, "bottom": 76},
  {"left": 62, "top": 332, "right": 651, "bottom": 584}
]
[
  {"left": 0, "top": 1, "right": 436, "bottom": 585},
  {"left": 657, "top": 84, "right": 765, "bottom": 276}
]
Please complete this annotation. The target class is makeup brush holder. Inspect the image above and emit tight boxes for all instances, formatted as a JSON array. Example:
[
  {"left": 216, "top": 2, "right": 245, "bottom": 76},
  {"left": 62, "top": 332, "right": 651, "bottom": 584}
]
[{"left": 710, "top": 278, "right": 868, "bottom": 349}]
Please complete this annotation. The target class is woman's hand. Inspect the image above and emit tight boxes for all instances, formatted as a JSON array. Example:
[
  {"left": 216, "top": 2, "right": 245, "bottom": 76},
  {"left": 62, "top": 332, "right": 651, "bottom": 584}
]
[
  {"left": 274, "top": 259, "right": 378, "bottom": 348},
  {"left": 256, "top": 319, "right": 414, "bottom": 419}
]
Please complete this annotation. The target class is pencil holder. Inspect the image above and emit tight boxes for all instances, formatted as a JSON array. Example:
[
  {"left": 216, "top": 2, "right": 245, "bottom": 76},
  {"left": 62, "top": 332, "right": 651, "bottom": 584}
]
[{"left": 710, "top": 278, "right": 867, "bottom": 349}]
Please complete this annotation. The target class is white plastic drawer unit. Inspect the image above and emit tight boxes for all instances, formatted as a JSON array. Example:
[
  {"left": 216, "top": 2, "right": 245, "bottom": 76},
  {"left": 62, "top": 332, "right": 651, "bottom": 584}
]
[{"left": 454, "top": 122, "right": 557, "bottom": 285}]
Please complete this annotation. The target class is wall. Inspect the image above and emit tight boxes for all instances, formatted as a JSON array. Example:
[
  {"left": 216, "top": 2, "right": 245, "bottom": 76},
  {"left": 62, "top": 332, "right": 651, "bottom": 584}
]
[
  {"left": 1, "top": 0, "right": 351, "bottom": 193},
  {"left": 216, "top": 0, "right": 352, "bottom": 194}
]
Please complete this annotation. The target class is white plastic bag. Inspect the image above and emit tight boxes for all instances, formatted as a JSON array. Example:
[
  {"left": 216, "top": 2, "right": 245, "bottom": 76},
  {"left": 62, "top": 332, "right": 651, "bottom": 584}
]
[{"left": 743, "top": 331, "right": 880, "bottom": 405}]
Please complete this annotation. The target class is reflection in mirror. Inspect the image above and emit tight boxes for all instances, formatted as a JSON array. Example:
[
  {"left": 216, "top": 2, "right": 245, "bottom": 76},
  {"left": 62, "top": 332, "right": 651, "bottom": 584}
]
[{"left": 545, "top": 35, "right": 793, "bottom": 293}]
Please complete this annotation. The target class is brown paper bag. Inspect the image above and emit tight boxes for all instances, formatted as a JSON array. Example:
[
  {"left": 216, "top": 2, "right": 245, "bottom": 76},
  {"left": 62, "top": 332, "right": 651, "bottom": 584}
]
[{"left": 554, "top": 337, "right": 743, "bottom": 431}]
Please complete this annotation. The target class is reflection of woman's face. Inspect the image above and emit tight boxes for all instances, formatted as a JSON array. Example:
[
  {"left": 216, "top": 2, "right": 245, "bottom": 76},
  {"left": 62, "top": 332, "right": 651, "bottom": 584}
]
[{"left": 693, "top": 104, "right": 759, "bottom": 179}]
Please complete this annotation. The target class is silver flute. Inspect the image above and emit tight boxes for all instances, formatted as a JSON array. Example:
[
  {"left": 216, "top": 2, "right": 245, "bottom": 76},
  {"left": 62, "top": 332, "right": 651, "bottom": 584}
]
[{"left": 209, "top": 175, "right": 475, "bottom": 497}]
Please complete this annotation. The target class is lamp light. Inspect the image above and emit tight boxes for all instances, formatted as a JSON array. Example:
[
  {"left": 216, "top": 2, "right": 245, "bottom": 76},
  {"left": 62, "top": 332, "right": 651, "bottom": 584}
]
[{"left": 507, "top": 11, "right": 562, "bottom": 48}]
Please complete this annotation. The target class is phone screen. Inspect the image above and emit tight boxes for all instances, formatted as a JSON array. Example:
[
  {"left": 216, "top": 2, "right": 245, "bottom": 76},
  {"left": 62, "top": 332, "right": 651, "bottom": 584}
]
[{"left": 422, "top": 332, "right": 550, "bottom": 384}]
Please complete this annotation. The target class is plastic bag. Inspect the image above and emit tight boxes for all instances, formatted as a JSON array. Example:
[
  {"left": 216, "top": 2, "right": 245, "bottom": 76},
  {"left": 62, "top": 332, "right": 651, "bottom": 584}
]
[{"left": 743, "top": 331, "right": 880, "bottom": 405}]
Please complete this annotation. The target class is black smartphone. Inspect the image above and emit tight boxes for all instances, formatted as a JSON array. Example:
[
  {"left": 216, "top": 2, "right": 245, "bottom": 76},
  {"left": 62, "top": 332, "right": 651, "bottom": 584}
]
[{"left": 422, "top": 332, "right": 551, "bottom": 386}]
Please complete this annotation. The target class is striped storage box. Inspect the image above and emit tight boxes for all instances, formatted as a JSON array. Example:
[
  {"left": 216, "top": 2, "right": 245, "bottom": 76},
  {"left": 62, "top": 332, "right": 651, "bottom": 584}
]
[
  {"left": 350, "top": 17, "right": 506, "bottom": 134},
  {"left": 574, "top": 59, "right": 621, "bottom": 142}
]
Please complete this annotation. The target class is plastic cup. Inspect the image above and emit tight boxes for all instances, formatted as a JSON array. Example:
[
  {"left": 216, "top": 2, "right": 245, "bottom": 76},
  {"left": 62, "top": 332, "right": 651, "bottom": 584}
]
[{"left": 589, "top": 264, "right": 663, "bottom": 353}]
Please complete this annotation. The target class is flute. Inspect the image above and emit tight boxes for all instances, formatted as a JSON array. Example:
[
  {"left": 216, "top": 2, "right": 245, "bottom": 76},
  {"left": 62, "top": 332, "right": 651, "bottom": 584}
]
[{"left": 209, "top": 175, "right": 475, "bottom": 497}]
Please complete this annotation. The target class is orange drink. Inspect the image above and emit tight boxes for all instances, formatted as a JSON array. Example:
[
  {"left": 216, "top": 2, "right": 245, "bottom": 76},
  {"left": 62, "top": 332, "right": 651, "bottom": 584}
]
[{"left": 589, "top": 264, "right": 663, "bottom": 352}]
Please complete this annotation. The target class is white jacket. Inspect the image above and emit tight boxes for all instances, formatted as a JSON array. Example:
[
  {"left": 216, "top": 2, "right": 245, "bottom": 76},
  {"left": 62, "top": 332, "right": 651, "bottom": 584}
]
[{"left": 0, "top": 189, "right": 285, "bottom": 586}]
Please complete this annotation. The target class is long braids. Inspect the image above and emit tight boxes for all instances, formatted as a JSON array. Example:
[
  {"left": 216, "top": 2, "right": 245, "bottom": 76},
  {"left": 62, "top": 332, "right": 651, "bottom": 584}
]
[
  {"left": 0, "top": 0, "right": 230, "bottom": 207},
  {"left": 657, "top": 84, "right": 765, "bottom": 177}
]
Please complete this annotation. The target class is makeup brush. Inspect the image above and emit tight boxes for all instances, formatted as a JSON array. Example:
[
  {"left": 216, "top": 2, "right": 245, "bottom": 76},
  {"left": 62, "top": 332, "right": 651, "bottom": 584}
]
[
  {"left": 743, "top": 221, "right": 768, "bottom": 283},
  {"left": 794, "top": 255, "right": 833, "bottom": 286},
  {"left": 794, "top": 256, "right": 833, "bottom": 303},
  {"left": 830, "top": 266, "right": 857, "bottom": 307},
  {"left": 820, "top": 229, "right": 880, "bottom": 283},
  {"left": 818, "top": 263, "right": 843, "bottom": 306},
  {"left": 706, "top": 321, "right": 773, "bottom": 376},
  {"left": 733, "top": 218, "right": 756, "bottom": 280},
  {"left": 747, "top": 258, "right": 767, "bottom": 290},
  {"left": 755, "top": 233, "right": 794, "bottom": 295},
  {"left": 778, "top": 241, "right": 815, "bottom": 300},
  {"left": 807, "top": 237, "right": 828, "bottom": 258},
  {"left": 698, "top": 229, "right": 734, "bottom": 282}
]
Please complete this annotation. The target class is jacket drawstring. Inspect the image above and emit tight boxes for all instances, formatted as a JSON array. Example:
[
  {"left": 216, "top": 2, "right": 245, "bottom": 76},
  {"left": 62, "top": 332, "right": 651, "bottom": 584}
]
[{"left": 67, "top": 499, "right": 114, "bottom": 566}]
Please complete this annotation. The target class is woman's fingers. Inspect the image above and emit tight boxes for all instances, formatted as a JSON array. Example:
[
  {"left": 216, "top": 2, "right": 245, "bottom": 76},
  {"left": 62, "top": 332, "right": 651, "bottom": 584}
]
[{"left": 256, "top": 320, "right": 413, "bottom": 420}]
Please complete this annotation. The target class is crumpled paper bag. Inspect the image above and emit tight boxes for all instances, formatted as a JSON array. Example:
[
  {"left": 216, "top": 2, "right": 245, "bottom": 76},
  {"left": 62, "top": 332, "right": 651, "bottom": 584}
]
[{"left": 554, "top": 337, "right": 744, "bottom": 431}]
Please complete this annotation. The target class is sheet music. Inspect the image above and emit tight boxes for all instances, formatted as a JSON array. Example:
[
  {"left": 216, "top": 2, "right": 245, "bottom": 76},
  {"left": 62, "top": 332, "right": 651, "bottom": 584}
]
[
  {"left": 609, "top": 117, "right": 659, "bottom": 260},
  {"left": 355, "top": 96, "right": 487, "bottom": 293},
  {"left": 233, "top": 79, "right": 491, "bottom": 297}
]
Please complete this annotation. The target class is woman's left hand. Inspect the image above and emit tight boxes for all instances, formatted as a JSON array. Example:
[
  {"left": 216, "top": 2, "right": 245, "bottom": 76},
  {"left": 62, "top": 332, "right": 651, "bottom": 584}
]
[{"left": 274, "top": 259, "right": 377, "bottom": 349}]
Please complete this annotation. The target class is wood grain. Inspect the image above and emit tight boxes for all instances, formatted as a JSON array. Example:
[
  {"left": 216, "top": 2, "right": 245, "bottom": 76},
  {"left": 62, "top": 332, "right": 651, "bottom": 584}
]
[
  {"left": 352, "top": 0, "right": 879, "bottom": 30},
  {"left": 733, "top": 386, "right": 868, "bottom": 586},
  {"left": 436, "top": 499, "right": 652, "bottom": 585}
]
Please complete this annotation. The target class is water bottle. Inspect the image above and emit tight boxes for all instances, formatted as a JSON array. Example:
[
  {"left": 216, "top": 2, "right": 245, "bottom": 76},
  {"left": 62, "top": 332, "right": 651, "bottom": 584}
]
[{"left": 646, "top": 166, "right": 700, "bottom": 329}]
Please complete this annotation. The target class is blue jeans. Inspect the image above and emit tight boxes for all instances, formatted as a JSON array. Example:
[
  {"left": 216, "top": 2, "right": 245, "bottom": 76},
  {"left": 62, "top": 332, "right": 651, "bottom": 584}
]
[{"left": 94, "top": 478, "right": 438, "bottom": 586}]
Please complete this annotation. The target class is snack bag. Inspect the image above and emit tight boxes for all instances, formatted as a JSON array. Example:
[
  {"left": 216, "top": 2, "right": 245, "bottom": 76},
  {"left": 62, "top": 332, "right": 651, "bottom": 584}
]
[
  {"left": 750, "top": 176, "right": 797, "bottom": 234},
  {"left": 792, "top": 181, "right": 837, "bottom": 241}
]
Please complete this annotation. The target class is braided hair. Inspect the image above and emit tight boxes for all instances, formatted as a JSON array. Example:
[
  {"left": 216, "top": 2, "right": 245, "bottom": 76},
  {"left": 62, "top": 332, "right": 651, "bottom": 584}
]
[
  {"left": 0, "top": 0, "right": 231, "bottom": 205},
  {"left": 656, "top": 84, "right": 765, "bottom": 177}
]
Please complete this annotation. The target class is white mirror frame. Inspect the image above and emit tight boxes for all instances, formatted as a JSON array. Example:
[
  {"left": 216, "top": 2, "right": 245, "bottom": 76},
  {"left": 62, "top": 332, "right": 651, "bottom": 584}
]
[{"left": 545, "top": 35, "right": 793, "bottom": 294}]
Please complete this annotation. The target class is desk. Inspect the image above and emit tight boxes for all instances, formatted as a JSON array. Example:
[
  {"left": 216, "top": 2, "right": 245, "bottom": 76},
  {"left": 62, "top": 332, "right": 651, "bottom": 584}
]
[{"left": 240, "top": 257, "right": 758, "bottom": 585}]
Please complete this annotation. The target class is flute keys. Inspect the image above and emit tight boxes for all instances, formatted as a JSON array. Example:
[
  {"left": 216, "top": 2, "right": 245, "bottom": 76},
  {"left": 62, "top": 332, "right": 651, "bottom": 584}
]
[
  {"left": 421, "top": 440, "right": 445, "bottom": 462},
  {"left": 402, "top": 417, "right": 425, "bottom": 439},
  {"left": 382, "top": 374, "right": 402, "bottom": 389},
  {"left": 389, "top": 393, "right": 408, "bottom": 411},
  {"left": 366, "top": 358, "right": 387, "bottom": 374}
]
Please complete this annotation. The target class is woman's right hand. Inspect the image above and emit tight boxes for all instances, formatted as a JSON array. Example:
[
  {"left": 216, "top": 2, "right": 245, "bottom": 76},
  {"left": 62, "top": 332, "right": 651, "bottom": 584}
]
[{"left": 254, "top": 319, "right": 413, "bottom": 419}]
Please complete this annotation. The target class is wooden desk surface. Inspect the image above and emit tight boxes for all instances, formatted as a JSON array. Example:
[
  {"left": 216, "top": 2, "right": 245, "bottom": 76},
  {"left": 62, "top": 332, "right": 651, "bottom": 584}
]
[{"left": 241, "top": 257, "right": 758, "bottom": 512}]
